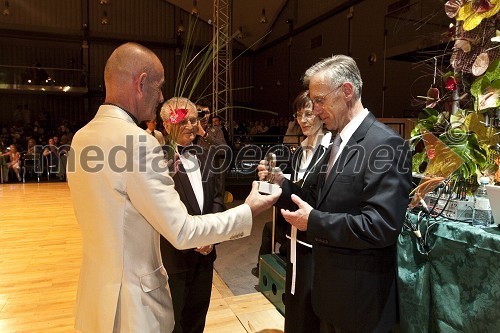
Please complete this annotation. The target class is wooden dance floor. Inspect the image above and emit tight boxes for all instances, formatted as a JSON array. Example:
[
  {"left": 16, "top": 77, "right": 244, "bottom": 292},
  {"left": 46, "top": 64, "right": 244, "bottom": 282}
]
[{"left": 0, "top": 182, "right": 283, "bottom": 333}]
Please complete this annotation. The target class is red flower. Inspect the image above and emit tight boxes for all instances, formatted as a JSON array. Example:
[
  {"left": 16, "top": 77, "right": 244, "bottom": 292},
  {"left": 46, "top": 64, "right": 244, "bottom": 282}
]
[
  {"left": 445, "top": 76, "right": 458, "bottom": 91},
  {"left": 472, "top": 0, "right": 494, "bottom": 13},
  {"left": 168, "top": 107, "right": 188, "bottom": 124}
]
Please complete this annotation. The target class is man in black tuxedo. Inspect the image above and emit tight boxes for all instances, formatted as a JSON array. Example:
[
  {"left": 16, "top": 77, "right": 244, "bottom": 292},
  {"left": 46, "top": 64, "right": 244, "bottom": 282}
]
[
  {"left": 267, "top": 55, "right": 412, "bottom": 333},
  {"left": 159, "top": 97, "right": 225, "bottom": 333}
]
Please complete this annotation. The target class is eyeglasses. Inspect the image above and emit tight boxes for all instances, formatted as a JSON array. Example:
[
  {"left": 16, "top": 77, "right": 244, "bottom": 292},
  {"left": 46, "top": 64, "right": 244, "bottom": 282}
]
[
  {"left": 179, "top": 117, "right": 198, "bottom": 126},
  {"left": 294, "top": 110, "right": 315, "bottom": 120},
  {"left": 311, "top": 84, "right": 343, "bottom": 107}
]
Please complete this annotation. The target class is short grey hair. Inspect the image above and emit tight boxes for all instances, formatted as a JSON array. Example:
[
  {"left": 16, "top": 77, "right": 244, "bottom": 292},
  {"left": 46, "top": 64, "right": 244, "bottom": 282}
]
[{"left": 302, "top": 55, "right": 363, "bottom": 101}]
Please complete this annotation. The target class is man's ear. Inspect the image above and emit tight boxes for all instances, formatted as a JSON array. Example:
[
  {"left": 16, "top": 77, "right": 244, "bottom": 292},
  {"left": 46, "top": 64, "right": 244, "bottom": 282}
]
[
  {"left": 138, "top": 73, "right": 147, "bottom": 92},
  {"left": 342, "top": 82, "right": 354, "bottom": 100}
]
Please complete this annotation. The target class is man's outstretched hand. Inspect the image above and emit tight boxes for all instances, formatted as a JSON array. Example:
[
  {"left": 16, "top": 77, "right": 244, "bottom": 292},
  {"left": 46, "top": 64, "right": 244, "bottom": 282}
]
[
  {"left": 245, "top": 181, "right": 282, "bottom": 217},
  {"left": 281, "top": 194, "right": 313, "bottom": 231}
]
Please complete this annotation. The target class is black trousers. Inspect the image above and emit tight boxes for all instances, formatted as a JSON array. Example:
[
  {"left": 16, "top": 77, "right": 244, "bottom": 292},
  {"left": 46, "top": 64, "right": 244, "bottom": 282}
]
[
  {"left": 284, "top": 243, "right": 320, "bottom": 333},
  {"left": 168, "top": 263, "right": 214, "bottom": 333},
  {"left": 319, "top": 320, "right": 397, "bottom": 333}
]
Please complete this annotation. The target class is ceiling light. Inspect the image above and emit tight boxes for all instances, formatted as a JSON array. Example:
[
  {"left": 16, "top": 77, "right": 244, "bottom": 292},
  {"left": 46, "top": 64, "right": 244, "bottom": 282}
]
[
  {"left": 260, "top": 8, "right": 268, "bottom": 24},
  {"left": 101, "top": 11, "right": 109, "bottom": 25},
  {"left": 177, "top": 19, "right": 185, "bottom": 35},
  {"left": 100, "top": 0, "right": 109, "bottom": 4},
  {"left": 2, "top": 0, "right": 10, "bottom": 16},
  {"left": 191, "top": 0, "right": 198, "bottom": 16}
]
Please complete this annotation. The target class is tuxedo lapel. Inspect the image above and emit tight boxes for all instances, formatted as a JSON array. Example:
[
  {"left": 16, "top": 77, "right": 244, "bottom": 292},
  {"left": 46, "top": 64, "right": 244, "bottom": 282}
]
[
  {"left": 196, "top": 151, "right": 214, "bottom": 214},
  {"left": 292, "top": 143, "right": 328, "bottom": 183},
  {"left": 175, "top": 163, "right": 202, "bottom": 215},
  {"left": 317, "top": 141, "right": 358, "bottom": 207},
  {"left": 305, "top": 145, "right": 327, "bottom": 175},
  {"left": 316, "top": 113, "right": 376, "bottom": 207},
  {"left": 291, "top": 147, "right": 303, "bottom": 181},
  {"left": 197, "top": 152, "right": 209, "bottom": 182}
]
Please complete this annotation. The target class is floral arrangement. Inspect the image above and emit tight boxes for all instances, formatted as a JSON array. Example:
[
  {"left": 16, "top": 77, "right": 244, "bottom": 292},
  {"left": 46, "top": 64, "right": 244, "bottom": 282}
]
[{"left": 409, "top": 0, "right": 500, "bottom": 195}]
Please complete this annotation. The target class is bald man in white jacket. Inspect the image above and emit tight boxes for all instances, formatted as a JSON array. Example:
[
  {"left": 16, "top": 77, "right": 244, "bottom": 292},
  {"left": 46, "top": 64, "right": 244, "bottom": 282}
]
[{"left": 67, "top": 42, "right": 280, "bottom": 333}]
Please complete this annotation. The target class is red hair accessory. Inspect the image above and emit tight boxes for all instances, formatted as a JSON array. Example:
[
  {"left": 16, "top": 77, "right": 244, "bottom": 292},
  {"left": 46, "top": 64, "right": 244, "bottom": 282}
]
[{"left": 168, "top": 106, "right": 188, "bottom": 124}]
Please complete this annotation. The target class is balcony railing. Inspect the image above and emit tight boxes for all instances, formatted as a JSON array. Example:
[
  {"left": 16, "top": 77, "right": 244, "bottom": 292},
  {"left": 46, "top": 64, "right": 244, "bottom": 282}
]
[{"left": 0, "top": 65, "right": 88, "bottom": 94}]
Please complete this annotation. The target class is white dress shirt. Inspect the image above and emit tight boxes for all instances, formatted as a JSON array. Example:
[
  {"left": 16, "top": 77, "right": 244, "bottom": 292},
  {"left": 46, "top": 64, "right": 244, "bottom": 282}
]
[{"left": 178, "top": 150, "right": 204, "bottom": 212}]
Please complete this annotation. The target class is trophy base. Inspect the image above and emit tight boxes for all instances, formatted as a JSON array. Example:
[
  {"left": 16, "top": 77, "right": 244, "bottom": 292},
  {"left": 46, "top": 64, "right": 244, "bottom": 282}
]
[{"left": 258, "top": 181, "right": 280, "bottom": 195}]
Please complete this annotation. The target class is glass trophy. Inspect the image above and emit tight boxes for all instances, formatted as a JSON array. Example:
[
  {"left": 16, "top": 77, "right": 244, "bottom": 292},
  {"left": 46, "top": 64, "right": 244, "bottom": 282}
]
[{"left": 258, "top": 153, "right": 281, "bottom": 194}]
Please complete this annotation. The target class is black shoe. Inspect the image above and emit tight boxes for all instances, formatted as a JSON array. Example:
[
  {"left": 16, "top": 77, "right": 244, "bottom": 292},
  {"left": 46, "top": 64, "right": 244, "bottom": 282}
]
[{"left": 251, "top": 266, "right": 259, "bottom": 277}]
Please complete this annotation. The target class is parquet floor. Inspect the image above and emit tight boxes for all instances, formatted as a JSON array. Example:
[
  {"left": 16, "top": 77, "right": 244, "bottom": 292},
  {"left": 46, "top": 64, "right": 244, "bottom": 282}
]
[{"left": 0, "top": 182, "right": 283, "bottom": 333}]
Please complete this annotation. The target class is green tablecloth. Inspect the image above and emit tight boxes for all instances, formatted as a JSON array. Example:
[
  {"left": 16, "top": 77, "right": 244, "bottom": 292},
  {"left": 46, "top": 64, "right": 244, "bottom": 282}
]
[{"left": 398, "top": 216, "right": 500, "bottom": 333}]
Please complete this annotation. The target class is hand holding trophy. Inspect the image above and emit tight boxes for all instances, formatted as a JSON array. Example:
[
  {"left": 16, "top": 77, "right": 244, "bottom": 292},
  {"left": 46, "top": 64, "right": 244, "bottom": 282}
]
[{"left": 257, "top": 153, "right": 281, "bottom": 195}]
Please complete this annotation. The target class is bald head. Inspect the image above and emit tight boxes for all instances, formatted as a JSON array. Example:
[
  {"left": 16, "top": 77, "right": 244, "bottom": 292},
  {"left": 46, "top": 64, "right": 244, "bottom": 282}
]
[
  {"left": 103, "top": 42, "right": 165, "bottom": 122},
  {"left": 104, "top": 43, "right": 158, "bottom": 89}
]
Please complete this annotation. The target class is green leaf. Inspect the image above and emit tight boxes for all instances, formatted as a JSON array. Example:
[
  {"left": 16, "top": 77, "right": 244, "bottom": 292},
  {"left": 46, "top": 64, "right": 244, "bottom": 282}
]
[
  {"left": 483, "top": 59, "right": 500, "bottom": 83},
  {"left": 419, "top": 108, "right": 439, "bottom": 119},
  {"left": 412, "top": 152, "right": 427, "bottom": 173}
]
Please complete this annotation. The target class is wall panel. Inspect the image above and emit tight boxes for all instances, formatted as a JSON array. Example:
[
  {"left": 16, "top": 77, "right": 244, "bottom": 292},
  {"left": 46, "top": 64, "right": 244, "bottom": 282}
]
[
  {"left": 89, "top": 0, "right": 176, "bottom": 43},
  {"left": 0, "top": 0, "right": 242, "bottom": 129},
  {"left": 0, "top": 0, "right": 81, "bottom": 34}
]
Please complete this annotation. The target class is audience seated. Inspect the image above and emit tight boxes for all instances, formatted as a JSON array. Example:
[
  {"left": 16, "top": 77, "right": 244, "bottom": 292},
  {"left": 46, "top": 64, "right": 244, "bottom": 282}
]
[
  {"left": 25, "top": 138, "right": 36, "bottom": 155},
  {"left": 1, "top": 144, "right": 22, "bottom": 182},
  {"left": 42, "top": 138, "right": 60, "bottom": 180},
  {"left": 56, "top": 136, "right": 70, "bottom": 181},
  {"left": 1, "top": 110, "right": 304, "bottom": 184},
  {"left": 22, "top": 138, "right": 41, "bottom": 182}
]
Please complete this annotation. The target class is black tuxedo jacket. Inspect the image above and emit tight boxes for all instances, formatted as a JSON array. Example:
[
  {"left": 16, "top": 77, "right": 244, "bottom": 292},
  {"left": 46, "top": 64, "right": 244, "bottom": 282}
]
[
  {"left": 279, "top": 113, "right": 412, "bottom": 333},
  {"left": 160, "top": 150, "right": 225, "bottom": 274},
  {"left": 277, "top": 134, "right": 330, "bottom": 243}
]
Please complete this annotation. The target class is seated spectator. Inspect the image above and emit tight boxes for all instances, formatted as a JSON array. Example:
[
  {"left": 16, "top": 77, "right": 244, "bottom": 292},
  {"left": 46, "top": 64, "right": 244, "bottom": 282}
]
[
  {"left": 26, "top": 138, "right": 36, "bottom": 155},
  {"left": 234, "top": 121, "right": 248, "bottom": 146},
  {"left": 249, "top": 120, "right": 265, "bottom": 136},
  {"left": 264, "top": 118, "right": 281, "bottom": 144},
  {"left": 1, "top": 144, "right": 21, "bottom": 182},
  {"left": 282, "top": 118, "right": 303, "bottom": 147},
  {"left": 42, "top": 138, "right": 59, "bottom": 175},
  {"left": 23, "top": 138, "right": 41, "bottom": 181},
  {"left": 57, "top": 135, "right": 70, "bottom": 181}
]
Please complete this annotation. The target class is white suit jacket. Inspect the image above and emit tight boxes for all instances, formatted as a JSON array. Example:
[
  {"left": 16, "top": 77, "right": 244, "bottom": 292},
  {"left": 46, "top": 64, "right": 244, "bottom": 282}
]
[{"left": 67, "top": 105, "right": 251, "bottom": 333}]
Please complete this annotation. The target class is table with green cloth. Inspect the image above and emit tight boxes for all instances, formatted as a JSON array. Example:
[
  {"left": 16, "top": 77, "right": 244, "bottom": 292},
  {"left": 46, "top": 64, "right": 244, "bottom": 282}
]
[{"left": 398, "top": 213, "right": 500, "bottom": 333}]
